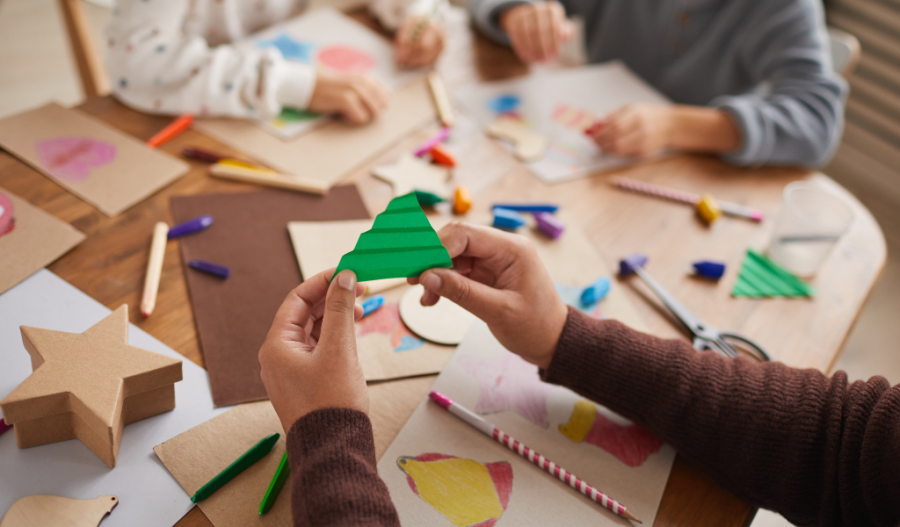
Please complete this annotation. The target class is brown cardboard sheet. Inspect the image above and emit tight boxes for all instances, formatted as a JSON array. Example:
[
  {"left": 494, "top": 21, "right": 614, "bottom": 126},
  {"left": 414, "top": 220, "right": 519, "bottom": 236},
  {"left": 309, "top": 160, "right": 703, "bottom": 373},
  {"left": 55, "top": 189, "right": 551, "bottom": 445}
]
[{"left": 170, "top": 187, "right": 370, "bottom": 407}]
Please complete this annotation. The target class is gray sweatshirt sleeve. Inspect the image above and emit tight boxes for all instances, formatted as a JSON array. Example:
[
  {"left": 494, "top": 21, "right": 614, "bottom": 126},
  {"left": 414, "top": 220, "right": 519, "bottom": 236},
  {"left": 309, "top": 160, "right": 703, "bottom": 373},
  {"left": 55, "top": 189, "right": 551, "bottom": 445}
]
[
  {"left": 469, "top": 0, "right": 596, "bottom": 45},
  {"left": 712, "top": 0, "right": 846, "bottom": 168}
]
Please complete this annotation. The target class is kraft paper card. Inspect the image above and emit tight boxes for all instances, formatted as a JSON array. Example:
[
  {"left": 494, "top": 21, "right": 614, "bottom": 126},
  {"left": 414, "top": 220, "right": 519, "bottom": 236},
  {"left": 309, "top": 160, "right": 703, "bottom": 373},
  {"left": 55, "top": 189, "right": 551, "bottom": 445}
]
[
  {"left": 378, "top": 321, "right": 674, "bottom": 527},
  {"left": 171, "top": 187, "right": 369, "bottom": 407},
  {"left": 193, "top": 79, "right": 435, "bottom": 188},
  {"left": 0, "top": 187, "right": 85, "bottom": 295},
  {"left": 0, "top": 103, "right": 189, "bottom": 215},
  {"left": 288, "top": 213, "right": 647, "bottom": 382}
]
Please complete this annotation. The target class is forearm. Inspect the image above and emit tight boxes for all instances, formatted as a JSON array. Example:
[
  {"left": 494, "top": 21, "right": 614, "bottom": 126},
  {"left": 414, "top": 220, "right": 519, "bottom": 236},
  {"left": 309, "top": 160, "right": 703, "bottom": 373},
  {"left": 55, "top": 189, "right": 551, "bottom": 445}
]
[
  {"left": 288, "top": 409, "right": 400, "bottom": 527},
  {"left": 666, "top": 105, "right": 741, "bottom": 154}
]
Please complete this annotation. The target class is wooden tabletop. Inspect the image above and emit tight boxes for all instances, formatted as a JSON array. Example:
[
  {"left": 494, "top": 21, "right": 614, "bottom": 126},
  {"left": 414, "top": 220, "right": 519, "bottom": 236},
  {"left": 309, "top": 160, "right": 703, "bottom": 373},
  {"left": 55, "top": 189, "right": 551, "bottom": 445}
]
[{"left": 0, "top": 8, "right": 886, "bottom": 527}]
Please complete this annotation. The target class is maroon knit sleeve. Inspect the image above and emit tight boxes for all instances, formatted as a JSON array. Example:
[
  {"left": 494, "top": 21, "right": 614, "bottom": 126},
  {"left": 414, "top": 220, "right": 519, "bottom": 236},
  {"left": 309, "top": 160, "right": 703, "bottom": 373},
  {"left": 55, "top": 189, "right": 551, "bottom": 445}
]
[
  {"left": 287, "top": 408, "right": 400, "bottom": 527},
  {"left": 542, "top": 306, "right": 900, "bottom": 527}
]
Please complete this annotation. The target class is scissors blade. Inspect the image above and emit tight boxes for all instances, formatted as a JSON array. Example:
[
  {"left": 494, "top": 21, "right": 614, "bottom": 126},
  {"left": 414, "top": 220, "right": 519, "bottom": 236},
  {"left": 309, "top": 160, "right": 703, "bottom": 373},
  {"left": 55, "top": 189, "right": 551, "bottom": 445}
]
[{"left": 633, "top": 267, "right": 706, "bottom": 336}]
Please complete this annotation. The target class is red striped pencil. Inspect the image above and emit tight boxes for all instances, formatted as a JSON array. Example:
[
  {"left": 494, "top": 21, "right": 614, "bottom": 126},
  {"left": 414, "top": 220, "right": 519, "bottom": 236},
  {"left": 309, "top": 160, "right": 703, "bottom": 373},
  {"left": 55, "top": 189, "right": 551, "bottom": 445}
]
[
  {"left": 611, "top": 176, "right": 764, "bottom": 222},
  {"left": 428, "top": 390, "right": 642, "bottom": 524}
]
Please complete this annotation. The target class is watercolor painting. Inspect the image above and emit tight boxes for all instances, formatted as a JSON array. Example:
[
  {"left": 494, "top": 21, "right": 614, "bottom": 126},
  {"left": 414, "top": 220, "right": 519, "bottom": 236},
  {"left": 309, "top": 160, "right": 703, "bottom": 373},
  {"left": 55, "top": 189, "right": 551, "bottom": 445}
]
[
  {"left": 357, "top": 302, "right": 425, "bottom": 352},
  {"left": 398, "top": 453, "right": 512, "bottom": 527},
  {"left": 258, "top": 33, "right": 316, "bottom": 62},
  {"left": 0, "top": 191, "right": 14, "bottom": 237},
  {"left": 551, "top": 103, "right": 596, "bottom": 130},
  {"left": 558, "top": 400, "right": 663, "bottom": 468},
  {"left": 35, "top": 137, "right": 116, "bottom": 183},
  {"left": 318, "top": 45, "right": 376, "bottom": 74},
  {"left": 459, "top": 353, "right": 555, "bottom": 428}
]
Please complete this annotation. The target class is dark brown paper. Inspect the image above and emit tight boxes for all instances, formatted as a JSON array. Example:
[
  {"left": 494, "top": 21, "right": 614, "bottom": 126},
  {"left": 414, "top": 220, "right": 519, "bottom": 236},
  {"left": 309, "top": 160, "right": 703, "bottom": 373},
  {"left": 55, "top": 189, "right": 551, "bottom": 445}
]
[{"left": 171, "top": 187, "right": 370, "bottom": 407}]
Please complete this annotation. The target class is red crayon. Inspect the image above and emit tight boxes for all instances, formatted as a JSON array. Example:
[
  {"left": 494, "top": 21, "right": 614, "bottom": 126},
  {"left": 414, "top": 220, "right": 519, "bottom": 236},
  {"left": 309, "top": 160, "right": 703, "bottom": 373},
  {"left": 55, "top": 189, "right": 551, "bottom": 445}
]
[{"left": 148, "top": 114, "right": 194, "bottom": 148}]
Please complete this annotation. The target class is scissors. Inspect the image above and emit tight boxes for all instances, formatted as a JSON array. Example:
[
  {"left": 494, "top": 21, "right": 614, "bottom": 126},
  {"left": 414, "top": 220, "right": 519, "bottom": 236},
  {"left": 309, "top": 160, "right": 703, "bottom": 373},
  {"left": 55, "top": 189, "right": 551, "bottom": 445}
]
[{"left": 621, "top": 254, "right": 772, "bottom": 362}]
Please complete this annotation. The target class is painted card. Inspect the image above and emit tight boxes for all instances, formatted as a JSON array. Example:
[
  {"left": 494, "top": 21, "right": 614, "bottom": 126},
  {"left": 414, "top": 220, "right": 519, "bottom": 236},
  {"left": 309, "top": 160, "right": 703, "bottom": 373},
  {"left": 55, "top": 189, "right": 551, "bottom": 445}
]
[
  {"left": 378, "top": 321, "right": 676, "bottom": 527},
  {"left": 455, "top": 62, "right": 671, "bottom": 184},
  {"left": 0, "top": 187, "right": 85, "bottom": 295},
  {"left": 0, "top": 103, "right": 189, "bottom": 215}
]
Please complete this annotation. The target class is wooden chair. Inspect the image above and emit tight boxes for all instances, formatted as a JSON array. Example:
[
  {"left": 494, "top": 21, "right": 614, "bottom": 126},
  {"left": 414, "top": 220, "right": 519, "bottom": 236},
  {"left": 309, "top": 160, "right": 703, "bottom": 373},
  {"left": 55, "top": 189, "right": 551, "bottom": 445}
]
[
  {"left": 57, "top": 0, "right": 111, "bottom": 99},
  {"left": 828, "top": 27, "right": 861, "bottom": 77}
]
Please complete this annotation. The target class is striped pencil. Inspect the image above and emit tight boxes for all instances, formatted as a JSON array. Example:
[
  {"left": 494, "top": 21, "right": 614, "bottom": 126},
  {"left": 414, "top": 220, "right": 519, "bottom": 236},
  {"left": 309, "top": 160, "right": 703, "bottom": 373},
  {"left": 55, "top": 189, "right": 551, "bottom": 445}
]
[
  {"left": 428, "top": 391, "right": 642, "bottom": 524},
  {"left": 611, "top": 176, "right": 764, "bottom": 222}
]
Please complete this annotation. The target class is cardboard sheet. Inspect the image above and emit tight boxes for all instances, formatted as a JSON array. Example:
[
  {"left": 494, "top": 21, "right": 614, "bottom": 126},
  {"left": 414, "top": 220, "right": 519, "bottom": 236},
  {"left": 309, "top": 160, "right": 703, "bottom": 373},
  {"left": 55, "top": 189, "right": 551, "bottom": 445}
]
[
  {"left": 0, "top": 187, "right": 85, "bottom": 295},
  {"left": 0, "top": 103, "right": 189, "bottom": 215},
  {"left": 170, "top": 187, "right": 370, "bottom": 407},
  {"left": 0, "top": 269, "right": 226, "bottom": 527},
  {"left": 193, "top": 79, "right": 435, "bottom": 188},
  {"left": 378, "top": 322, "right": 674, "bottom": 526}
]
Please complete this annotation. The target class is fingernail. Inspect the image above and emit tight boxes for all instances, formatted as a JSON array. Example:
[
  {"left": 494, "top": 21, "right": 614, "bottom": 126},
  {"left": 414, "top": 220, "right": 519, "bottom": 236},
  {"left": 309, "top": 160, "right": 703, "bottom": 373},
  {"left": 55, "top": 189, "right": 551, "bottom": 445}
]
[
  {"left": 337, "top": 270, "right": 357, "bottom": 291},
  {"left": 421, "top": 272, "right": 442, "bottom": 291}
]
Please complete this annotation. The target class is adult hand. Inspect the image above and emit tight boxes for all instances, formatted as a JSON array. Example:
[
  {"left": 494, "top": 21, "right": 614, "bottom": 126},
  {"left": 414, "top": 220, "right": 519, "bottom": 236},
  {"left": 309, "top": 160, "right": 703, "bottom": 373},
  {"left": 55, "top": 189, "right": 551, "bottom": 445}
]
[
  {"left": 586, "top": 103, "right": 675, "bottom": 158},
  {"left": 500, "top": 2, "right": 573, "bottom": 63},
  {"left": 395, "top": 16, "right": 445, "bottom": 69},
  {"left": 409, "top": 222, "right": 567, "bottom": 369},
  {"left": 259, "top": 269, "right": 368, "bottom": 433},
  {"left": 308, "top": 72, "right": 390, "bottom": 124}
]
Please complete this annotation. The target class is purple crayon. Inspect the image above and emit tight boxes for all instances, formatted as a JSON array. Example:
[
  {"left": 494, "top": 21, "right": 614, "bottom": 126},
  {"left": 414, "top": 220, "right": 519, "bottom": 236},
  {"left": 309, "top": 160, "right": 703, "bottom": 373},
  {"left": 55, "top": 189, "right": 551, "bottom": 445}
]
[
  {"left": 693, "top": 260, "right": 726, "bottom": 280},
  {"left": 189, "top": 259, "right": 230, "bottom": 278},
  {"left": 169, "top": 215, "right": 213, "bottom": 239},
  {"left": 619, "top": 253, "right": 648, "bottom": 276},
  {"left": 534, "top": 212, "right": 564, "bottom": 239}
]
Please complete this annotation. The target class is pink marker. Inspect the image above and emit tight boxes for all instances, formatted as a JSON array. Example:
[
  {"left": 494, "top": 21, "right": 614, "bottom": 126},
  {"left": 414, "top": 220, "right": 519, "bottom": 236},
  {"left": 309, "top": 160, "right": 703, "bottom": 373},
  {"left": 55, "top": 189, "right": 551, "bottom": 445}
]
[
  {"left": 428, "top": 390, "right": 642, "bottom": 524},
  {"left": 413, "top": 127, "right": 451, "bottom": 157}
]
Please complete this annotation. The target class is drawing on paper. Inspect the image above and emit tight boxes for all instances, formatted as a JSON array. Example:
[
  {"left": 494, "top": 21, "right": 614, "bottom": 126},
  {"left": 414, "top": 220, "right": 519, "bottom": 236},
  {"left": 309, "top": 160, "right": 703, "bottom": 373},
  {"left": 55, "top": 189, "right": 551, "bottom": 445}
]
[
  {"left": 398, "top": 453, "right": 512, "bottom": 527},
  {"left": 487, "top": 94, "right": 521, "bottom": 115},
  {"left": 459, "top": 353, "right": 555, "bottom": 428},
  {"left": 270, "top": 107, "right": 321, "bottom": 130},
  {"left": 318, "top": 45, "right": 376, "bottom": 73},
  {"left": 559, "top": 400, "right": 663, "bottom": 468},
  {"left": 0, "top": 191, "right": 14, "bottom": 237},
  {"left": 35, "top": 137, "right": 116, "bottom": 183},
  {"left": 551, "top": 104, "right": 596, "bottom": 130},
  {"left": 357, "top": 302, "right": 425, "bottom": 352},
  {"left": 554, "top": 283, "right": 603, "bottom": 319},
  {"left": 258, "top": 33, "right": 316, "bottom": 62}
]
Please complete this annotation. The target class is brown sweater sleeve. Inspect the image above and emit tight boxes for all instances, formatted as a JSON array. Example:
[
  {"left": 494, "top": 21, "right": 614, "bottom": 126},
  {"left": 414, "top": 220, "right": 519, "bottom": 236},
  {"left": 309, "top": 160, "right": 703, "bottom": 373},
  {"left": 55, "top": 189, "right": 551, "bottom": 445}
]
[
  {"left": 287, "top": 408, "right": 400, "bottom": 527},
  {"left": 544, "top": 307, "right": 900, "bottom": 527}
]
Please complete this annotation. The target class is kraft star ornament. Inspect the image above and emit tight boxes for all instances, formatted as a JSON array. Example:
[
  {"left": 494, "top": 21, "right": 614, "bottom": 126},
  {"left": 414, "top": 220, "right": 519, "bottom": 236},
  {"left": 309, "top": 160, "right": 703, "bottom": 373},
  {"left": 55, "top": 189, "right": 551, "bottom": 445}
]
[
  {"left": 372, "top": 154, "right": 450, "bottom": 198},
  {"left": 0, "top": 305, "right": 183, "bottom": 468}
]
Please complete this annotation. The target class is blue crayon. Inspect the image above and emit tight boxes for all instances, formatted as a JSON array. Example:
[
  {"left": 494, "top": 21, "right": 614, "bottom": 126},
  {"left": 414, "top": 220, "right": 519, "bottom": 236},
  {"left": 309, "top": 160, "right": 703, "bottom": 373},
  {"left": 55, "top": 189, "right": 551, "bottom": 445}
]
[
  {"left": 693, "top": 260, "right": 726, "bottom": 280},
  {"left": 361, "top": 295, "right": 385, "bottom": 318},
  {"left": 619, "top": 253, "right": 648, "bottom": 276},
  {"left": 169, "top": 215, "right": 213, "bottom": 239},
  {"left": 189, "top": 259, "right": 230, "bottom": 278},
  {"left": 492, "top": 208, "right": 526, "bottom": 230},
  {"left": 580, "top": 276, "right": 611, "bottom": 306},
  {"left": 491, "top": 203, "right": 559, "bottom": 213}
]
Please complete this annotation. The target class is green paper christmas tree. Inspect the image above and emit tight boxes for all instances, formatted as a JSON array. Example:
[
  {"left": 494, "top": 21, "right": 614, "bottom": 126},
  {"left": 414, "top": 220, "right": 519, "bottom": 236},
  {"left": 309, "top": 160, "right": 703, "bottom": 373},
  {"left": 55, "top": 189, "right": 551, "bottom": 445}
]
[
  {"left": 333, "top": 192, "right": 452, "bottom": 282},
  {"left": 731, "top": 249, "right": 815, "bottom": 298}
]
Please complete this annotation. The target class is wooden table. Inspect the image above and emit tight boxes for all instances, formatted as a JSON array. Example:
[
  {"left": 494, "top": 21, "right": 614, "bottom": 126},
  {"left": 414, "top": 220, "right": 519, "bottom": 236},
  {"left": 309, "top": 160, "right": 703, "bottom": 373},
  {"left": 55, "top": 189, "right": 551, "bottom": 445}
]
[{"left": 0, "top": 9, "right": 885, "bottom": 527}]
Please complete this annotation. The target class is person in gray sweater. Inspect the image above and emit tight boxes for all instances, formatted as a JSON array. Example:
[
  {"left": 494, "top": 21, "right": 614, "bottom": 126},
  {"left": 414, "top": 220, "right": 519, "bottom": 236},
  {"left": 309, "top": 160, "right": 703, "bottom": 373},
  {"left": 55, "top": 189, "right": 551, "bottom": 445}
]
[{"left": 469, "top": 0, "right": 847, "bottom": 168}]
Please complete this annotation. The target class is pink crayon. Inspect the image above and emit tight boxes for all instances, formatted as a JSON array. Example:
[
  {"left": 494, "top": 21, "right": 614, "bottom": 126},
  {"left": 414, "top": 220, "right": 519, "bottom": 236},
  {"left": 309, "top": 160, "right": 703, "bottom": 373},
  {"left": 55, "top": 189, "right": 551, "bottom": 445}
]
[
  {"left": 611, "top": 176, "right": 763, "bottom": 222},
  {"left": 413, "top": 127, "right": 451, "bottom": 157},
  {"left": 428, "top": 390, "right": 642, "bottom": 524}
]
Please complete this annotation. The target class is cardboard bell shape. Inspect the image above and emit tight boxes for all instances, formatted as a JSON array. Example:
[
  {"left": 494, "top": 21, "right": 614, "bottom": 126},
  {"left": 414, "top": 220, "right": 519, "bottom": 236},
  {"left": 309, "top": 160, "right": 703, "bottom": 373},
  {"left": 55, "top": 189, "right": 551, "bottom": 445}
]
[{"left": 0, "top": 305, "right": 183, "bottom": 468}]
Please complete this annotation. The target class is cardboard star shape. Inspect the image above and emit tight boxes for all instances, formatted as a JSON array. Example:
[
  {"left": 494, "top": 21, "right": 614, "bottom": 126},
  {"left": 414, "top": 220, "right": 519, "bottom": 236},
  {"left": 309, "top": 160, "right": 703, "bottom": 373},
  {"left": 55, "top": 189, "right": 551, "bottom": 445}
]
[
  {"left": 0, "top": 305, "right": 183, "bottom": 468},
  {"left": 372, "top": 154, "right": 450, "bottom": 198}
]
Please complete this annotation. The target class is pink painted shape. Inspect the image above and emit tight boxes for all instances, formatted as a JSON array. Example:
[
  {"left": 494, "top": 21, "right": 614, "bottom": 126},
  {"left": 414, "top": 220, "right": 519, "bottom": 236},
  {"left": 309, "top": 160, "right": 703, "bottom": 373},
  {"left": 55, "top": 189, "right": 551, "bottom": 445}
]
[
  {"left": 35, "top": 137, "right": 116, "bottom": 182},
  {"left": 318, "top": 45, "right": 376, "bottom": 73},
  {"left": 583, "top": 412, "right": 664, "bottom": 468},
  {"left": 0, "top": 418, "right": 11, "bottom": 436},
  {"left": 485, "top": 461, "right": 513, "bottom": 510},
  {"left": 356, "top": 303, "right": 420, "bottom": 349},
  {"left": 0, "top": 192, "right": 14, "bottom": 237},
  {"left": 459, "top": 353, "right": 555, "bottom": 428}
]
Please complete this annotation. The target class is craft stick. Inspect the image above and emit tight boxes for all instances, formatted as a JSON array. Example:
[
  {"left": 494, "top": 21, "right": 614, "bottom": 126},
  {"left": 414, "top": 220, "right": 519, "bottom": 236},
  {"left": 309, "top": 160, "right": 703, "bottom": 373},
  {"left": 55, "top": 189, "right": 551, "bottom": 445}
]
[
  {"left": 414, "top": 127, "right": 450, "bottom": 157},
  {"left": 147, "top": 114, "right": 194, "bottom": 148},
  {"left": 209, "top": 163, "right": 328, "bottom": 196},
  {"left": 611, "top": 177, "right": 764, "bottom": 222},
  {"left": 192, "top": 433, "right": 280, "bottom": 503},
  {"left": 140, "top": 222, "right": 169, "bottom": 318},
  {"left": 429, "top": 391, "right": 642, "bottom": 524},
  {"left": 259, "top": 452, "right": 291, "bottom": 515},
  {"left": 427, "top": 72, "right": 454, "bottom": 127}
]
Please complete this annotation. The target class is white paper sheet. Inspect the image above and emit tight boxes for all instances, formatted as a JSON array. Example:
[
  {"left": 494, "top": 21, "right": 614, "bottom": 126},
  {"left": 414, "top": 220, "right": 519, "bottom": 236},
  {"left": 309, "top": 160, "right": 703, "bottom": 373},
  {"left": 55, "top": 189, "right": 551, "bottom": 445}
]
[{"left": 0, "top": 269, "right": 226, "bottom": 526}]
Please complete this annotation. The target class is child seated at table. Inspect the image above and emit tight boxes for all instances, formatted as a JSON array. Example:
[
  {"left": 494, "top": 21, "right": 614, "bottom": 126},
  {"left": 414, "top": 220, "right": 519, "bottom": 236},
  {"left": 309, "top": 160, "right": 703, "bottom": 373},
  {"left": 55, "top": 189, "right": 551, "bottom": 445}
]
[
  {"left": 468, "top": 0, "right": 846, "bottom": 168},
  {"left": 107, "top": 0, "right": 448, "bottom": 124}
]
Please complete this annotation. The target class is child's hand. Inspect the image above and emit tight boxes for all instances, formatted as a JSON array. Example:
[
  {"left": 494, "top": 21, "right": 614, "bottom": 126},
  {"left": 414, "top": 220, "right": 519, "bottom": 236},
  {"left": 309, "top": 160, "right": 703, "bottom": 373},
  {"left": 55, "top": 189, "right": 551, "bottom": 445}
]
[
  {"left": 500, "top": 2, "right": 573, "bottom": 63},
  {"left": 308, "top": 72, "right": 390, "bottom": 124},
  {"left": 395, "top": 16, "right": 445, "bottom": 69},
  {"left": 409, "top": 222, "right": 568, "bottom": 369},
  {"left": 259, "top": 269, "right": 368, "bottom": 433},
  {"left": 586, "top": 103, "right": 675, "bottom": 157}
]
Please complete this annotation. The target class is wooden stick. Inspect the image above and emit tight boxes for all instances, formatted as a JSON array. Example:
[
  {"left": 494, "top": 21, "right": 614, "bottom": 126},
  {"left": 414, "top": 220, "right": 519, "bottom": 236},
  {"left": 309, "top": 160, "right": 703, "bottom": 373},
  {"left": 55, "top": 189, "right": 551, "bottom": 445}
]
[
  {"left": 427, "top": 72, "right": 454, "bottom": 127},
  {"left": 209, "top": 163, "right": 328, "bottom": 196},
  {"left": 141, "top": 222, "right": 169, "bottom": 318}
]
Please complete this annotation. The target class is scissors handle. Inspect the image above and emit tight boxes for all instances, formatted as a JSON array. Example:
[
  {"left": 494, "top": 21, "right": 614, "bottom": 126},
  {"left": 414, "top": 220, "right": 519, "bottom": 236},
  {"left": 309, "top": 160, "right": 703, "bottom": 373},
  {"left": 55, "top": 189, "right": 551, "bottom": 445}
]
[{"left": 717, "top": 333, "right": 772, "bottom": 362}]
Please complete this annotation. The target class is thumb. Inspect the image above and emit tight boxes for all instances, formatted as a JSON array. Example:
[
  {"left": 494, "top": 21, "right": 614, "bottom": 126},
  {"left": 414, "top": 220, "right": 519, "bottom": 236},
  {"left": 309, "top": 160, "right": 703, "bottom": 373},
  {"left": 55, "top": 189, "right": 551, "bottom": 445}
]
[
  {"left": 317, "top": 270, "right": 359, "bottom": 355},
  {"left": 419, "top": 268, "right": 508, "bottom": 322}
]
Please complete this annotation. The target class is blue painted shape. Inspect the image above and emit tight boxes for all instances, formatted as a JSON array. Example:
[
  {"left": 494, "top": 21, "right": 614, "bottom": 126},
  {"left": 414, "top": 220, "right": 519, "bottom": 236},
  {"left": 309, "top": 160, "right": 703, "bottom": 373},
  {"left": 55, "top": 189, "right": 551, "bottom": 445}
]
[
  {"left": 258, "top": 33, "right": 316, "bottom": 62},
  {"left": 492, "top": 208, "right": 526, "bottom": 230},
  {"left": 580, "top": 276, "right": 611, "bottom": 305},
  {"left": 395, "top": 335, "right": 425, "bottom": 352},
  {"left": 361, "top": 295, "right": 385, "bottom": 317},
  {"left": 693, "top": 260, "right": 726, "bottom": 280},
  {"left": 619, "top": 253, "right": 648, "bottom": 276},
  {"left": 487, "top": 94, "right": 521, "bottom": 114}
]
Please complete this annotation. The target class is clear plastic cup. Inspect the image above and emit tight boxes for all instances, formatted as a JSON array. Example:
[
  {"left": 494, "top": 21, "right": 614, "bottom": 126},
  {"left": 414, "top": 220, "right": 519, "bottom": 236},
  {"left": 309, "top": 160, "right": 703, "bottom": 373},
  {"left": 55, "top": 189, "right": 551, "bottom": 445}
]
[{"left": 768, "top": 182, "right": 854, "bottom": 276}]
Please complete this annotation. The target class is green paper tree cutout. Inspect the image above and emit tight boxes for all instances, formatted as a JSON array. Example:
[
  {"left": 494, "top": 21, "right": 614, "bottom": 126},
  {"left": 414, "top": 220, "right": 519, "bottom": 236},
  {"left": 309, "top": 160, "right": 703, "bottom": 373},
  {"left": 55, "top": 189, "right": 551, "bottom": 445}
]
[
  {"left": 333, "top": 192, "right": 452, "bottom": 282},
  {"left": 732, "top": 249, "right": 816, "bottom": 298}
]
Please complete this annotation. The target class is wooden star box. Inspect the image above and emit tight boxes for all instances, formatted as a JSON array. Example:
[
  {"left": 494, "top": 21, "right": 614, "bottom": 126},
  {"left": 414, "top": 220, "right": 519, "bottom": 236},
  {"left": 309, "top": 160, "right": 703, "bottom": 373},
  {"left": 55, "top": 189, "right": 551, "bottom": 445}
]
[{"left": 0, "top": 305, "right": 182, "bottom": 468}]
